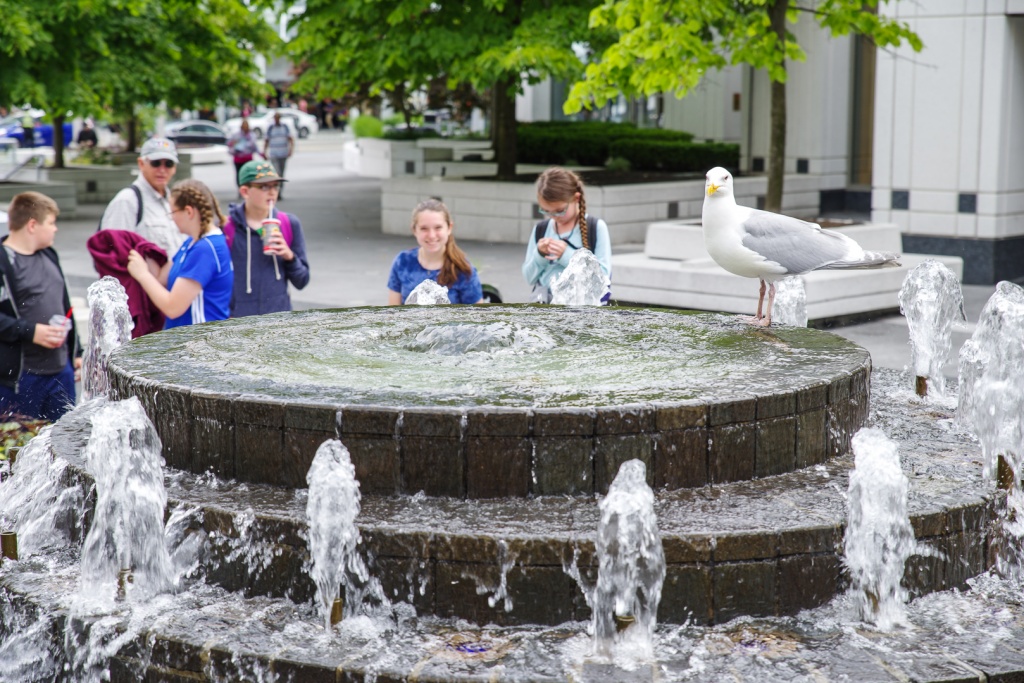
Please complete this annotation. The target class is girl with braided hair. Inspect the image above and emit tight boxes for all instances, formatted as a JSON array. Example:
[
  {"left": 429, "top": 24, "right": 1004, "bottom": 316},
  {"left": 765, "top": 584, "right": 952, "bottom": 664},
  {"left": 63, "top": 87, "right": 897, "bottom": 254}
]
[
  {"left": 126, "top": 179, "right": 233, "bottom": 328},
  {"left": 387, "top": 198, "right": 484, "bottom": 304},
  {"left": 523, "top": 167, "right": 612, "bottom": 303}
]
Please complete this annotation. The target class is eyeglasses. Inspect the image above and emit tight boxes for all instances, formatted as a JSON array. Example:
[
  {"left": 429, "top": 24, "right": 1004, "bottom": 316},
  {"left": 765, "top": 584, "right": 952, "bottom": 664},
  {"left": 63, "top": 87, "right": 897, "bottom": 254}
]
[
  {"left": 537, "top": 204, "right": 571, "bottom": 218},
  {"left": 251, "top": 183, "right": 281, "bottom": 192},
  {"left": 148, "top": 159, "right": 176, "bottom": 169},
  {"left": 167, "top": 209, "right": 184, "bottom": 218}
]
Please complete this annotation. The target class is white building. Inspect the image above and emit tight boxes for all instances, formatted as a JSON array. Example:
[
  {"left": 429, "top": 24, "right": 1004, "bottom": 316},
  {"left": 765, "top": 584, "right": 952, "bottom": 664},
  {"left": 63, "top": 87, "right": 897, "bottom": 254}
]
[{"left": 521, "top": 2, "right": 1024, "bottom": 285}]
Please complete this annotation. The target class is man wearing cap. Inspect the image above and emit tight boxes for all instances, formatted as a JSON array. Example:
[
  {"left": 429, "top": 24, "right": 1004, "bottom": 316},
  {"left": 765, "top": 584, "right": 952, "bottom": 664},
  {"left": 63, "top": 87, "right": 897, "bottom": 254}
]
[
  {"left": 222, "top": 160, "right": 309, "bottom": 317},
  {"left": 262, "top": 113, "right": 293, "bottom": 198},
  {"left": 99, "top": 136, "right": 184, "bottom": 256}
]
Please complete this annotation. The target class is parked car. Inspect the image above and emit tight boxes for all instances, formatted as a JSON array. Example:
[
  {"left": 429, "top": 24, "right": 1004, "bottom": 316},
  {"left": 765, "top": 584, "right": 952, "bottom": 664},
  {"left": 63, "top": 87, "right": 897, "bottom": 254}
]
[
  {"left": 0, "top": 110, "right": 74, "bottom": 147},
  {"left": 224, "top": 112, "right": 298, "bottom": 140},
  {"left": 268, "top": 108, "right": 319, "bottom": 138},
  {"left": 164, "top": 120, "right": 228, "bottom": 146}
]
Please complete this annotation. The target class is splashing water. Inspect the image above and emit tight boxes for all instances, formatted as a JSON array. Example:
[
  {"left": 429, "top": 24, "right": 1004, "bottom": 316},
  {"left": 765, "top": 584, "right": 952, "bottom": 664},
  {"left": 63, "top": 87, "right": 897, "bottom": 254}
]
[
  {"left": 406, "top": 279, "right": 451, "bottom": 305},
  {"left": 844, "top": 428, "right": 920, "bottom": 630},
  {"left": 899, "top": 260, "right": 965, "bottom": 396},
  {"left": 79, "top": 398, "right": 175, "bottom": 604},
  {"left": 305, "top": 439, "right": 386, "bottom": 629},
  {"left": 551, "top": 250, "right": 610, "bottom": 306},
  {"left": 0, "top": 428, "right": 87, "bottom": 556},
  {"left": 772, "top": 276, "right": 807, "bottom": 327},
  {"left": 592, "top": 459, "right": 665, "bottom": 660},
  {"left": 81, "top": 277, "right": 133, "bottom": 401}
]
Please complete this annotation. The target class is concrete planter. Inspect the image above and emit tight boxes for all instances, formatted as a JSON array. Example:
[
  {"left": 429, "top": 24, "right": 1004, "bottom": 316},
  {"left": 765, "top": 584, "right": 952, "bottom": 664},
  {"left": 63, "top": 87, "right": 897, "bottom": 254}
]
[
  {"left": 382, "top": 172, "right": 832, "bottom": 245},
  {"left": 48, "top": 153, "right": 194, "bottom": 204},
  {"left": 0, "top": 179, "right": 77, "bottom": 217},
  {"left": 347, "top": 138, "right": 495, "bottom": 179}
]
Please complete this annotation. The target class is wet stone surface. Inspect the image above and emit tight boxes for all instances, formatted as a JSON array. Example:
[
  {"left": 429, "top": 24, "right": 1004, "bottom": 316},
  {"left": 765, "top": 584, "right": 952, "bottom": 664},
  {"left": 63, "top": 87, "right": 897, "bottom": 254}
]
[{"left": 107, "top": 306, "right": 871, "bottom": 495}]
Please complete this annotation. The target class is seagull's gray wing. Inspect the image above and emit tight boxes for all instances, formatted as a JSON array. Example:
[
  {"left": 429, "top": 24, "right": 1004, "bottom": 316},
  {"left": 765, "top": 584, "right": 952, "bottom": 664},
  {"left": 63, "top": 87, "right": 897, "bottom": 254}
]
[{"left": 739, "top": 210, "right": 853, "bottom": 275}]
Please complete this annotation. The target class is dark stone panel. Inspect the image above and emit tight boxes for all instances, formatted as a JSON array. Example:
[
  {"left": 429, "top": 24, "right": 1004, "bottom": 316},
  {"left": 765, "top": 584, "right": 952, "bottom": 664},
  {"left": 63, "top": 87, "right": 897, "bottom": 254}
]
[
  {"left": 904, "top": 538, "right": 945, "bottom": 598},
  {"left": 248, "top": 543, "right": 313, "bottom": 603},
  {"left": 466, "top": 436, "right": 531, "bottom": 498},
  {"left": 283, "top": 429, "right": 334, "bottom": 488},
  {"left": 660, "top": 564, "right": 714, "bottom": 625},
  {"left": 757, "top": 391, "right": 796, "bottom": 420},
  {"left": 943, "top": 530, "right": 987, "bottom": 591},
  {"left": 595, "top": 404, "right": 655, "bottom": 435},
  {"left": 190, "top": 418, "right": 235, "bottom": 479},
  {"left": 777, "top": 554, "right": 841, "bottom": 614},
  {"left": 360, "top": 528, "right": 431, "bottom": 560},
  {"left": 959, "top": 192, "right": 977, "bottom": 214},
  {"left": 206, "top": 645, "right": 272, "bottom": 682},
  {"left": 797, "top": 383, "right": 828, "bottom": 412},
  {"left": 235, "top": 424, "right": 284, "bottom": 485},
  {"left": 505, "top": 565, "right": 577, "bottom": 625},
  {"left": 233, "top": 397, "right": 285, "bottom": 428},
  {"left": 147, "top": 633, "right": 204, "bottom": 673},
  {"left": 191, "top": 390, "right": 235, "bottom": 423},
  {"left": 713, "top": 561, "right": 778, "bottom": 623},
  {"left": 911, "top": 510, "right": 947, "bottom": 538},
  {"left": 533, "top": 436, "right": 593, "bottom": 495},
  {"left": 828, "top": 375, "right": 851, "bottom": 403},
  {"left": 796, "top": 158, "right": 809, "bottom": 174},
  {"left": 662, "top": 535, "right": 713, "bottom": 564},
  {"left": 156, "top": 387, "right": 192, "bottom": 471},
  {"left": 891, "top": 189, "right": 909, "bottom": 210},
  {"left": 901, "top": 233, "right": 1024, "bottom": 285},
  {"left": 654, "top": 428, "right": 708, "bottom": 489},
  {"left": 709, "top": 396, "right": 756, "bottom": 426},
  {"left": 340, "top": 406, "right": 400, "bottom": 437},
  {"left": 709, "top": 423, "right": 755, "bottom": 484},
  {"left": 778, "top": 524, "right": 841, "bottom": 556},
  {"left": 373, "top": 555, "right": 434, "bottom": 614},
  {"left": 533, "top": 408, "right": 595, "bottom": 437},
  {"left": 594, "top": 434, "right": 654, "bottom": 494},
  {"left": 346, "top": 437, "right": 401, "bottom": 495},
  {"left": 401, "top": 408, "right": 463, "bottom": 438},
  {"left": 796, "top": 408, "right": 828, "bottom": 468},
  {"left": 755, "top": 416, "right": 797, "bottom": 477},
  {"left": 465, "top": 408, "right": 530, "bottom": 437},
  {"left": 284, "top": 402, "right": 339, "bottom": 433},
  {"left": 430, "top": 534, "right": 501, "bottom": 562},
  {"left": 402, "top": 436, "right": 464, "bottom": 497},
  {"left": 714, "top": 532, "right": 777, "bottom": 562},
  {"left": 434, "top": 562, "right": 571, "bottom": 626},
  {"left": 653, "top": 402, "right": 707, "bottom": 430},
  {"left": 273, "top": 658, "right": 336, "bottom": 683}
]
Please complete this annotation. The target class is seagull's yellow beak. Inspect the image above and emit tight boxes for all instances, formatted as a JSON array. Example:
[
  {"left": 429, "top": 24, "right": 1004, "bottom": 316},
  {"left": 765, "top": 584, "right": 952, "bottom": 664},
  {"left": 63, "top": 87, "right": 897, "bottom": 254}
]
[{"left": 706, "top": 183, "right": 720, "bottom": 196}]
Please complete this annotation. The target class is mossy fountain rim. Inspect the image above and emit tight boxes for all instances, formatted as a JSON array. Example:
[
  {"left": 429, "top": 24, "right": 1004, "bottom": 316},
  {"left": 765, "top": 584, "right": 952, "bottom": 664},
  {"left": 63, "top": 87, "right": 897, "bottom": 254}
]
[{"left": 107, "top": 306, "right": 871, "bottom": 496}]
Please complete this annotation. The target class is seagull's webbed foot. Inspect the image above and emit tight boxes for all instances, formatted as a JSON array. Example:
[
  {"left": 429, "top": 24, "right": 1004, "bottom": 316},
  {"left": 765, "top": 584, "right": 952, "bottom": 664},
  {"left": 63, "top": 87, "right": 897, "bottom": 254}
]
[{"left": 739, "top": 279, "right": 771, "bottom": 326}]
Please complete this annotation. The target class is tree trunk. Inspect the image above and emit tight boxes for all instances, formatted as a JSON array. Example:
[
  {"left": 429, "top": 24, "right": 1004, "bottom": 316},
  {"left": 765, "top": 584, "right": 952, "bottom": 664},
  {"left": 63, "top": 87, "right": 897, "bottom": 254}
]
[
  {"left": 492, "top": 75, "right": 517, "bottom": 179},
  {"left": 127, "top": 109, "right": 139, "bottom": 153},
  {"left": 765, "top": 0, "right": 787, "bottom": 213},
  {"left": 53, "top": 113, "right": 66, "bottom": 168}
]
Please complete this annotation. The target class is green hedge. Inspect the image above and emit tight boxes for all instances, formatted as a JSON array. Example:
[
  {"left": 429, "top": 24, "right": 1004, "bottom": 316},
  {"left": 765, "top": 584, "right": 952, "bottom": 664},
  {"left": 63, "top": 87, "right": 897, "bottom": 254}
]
[
  {"left": 517, "top": 121, "right": 696, "bottom": 167},
  {"left": 608, "top": 139, "right": 740, "bottom": 173},
  {"left": 352, "top": 115, "right": 384, "bottom": 138}
]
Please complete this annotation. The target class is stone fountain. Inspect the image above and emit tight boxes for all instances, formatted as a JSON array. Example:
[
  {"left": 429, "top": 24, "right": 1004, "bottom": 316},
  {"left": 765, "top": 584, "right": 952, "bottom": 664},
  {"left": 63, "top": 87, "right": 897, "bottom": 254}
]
[{"left": 0, "top": 303, "right": 1019, "bottom": 681}]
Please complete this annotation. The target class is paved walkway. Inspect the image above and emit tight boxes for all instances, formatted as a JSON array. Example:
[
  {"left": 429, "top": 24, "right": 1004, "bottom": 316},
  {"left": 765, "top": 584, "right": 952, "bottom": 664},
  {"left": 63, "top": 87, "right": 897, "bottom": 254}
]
[{"left": 53, "top": 131, "right": 996, "bottom": 380}]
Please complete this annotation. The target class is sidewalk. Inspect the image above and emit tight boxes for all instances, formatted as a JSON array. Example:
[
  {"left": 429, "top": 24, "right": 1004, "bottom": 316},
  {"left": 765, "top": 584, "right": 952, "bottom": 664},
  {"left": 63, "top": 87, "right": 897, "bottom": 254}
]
[{"left": 53, "top": 132, "right": 995, "bottom": 380}]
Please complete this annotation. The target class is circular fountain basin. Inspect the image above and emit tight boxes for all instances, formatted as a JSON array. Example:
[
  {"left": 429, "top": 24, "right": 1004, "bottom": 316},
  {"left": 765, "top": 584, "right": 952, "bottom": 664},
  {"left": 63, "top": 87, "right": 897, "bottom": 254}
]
[{"left": 107, "top": 306, "right": 871, "bottom": 496}]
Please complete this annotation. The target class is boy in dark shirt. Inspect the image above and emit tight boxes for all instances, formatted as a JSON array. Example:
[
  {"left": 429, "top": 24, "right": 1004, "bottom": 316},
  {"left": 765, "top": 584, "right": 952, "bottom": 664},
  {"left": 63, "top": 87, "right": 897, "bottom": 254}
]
[{"left": 0, "top": 192, "right": 82, "bottom": 421}]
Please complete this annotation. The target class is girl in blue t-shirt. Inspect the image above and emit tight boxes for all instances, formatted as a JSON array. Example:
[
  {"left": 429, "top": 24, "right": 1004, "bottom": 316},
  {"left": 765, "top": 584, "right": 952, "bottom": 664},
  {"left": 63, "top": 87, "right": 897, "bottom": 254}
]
[
  {"left": 127, "top": 179, "right": 233, "bottom": 328},
  {"left": 387, "top": 198, "right": 483, "bottom": 305}
]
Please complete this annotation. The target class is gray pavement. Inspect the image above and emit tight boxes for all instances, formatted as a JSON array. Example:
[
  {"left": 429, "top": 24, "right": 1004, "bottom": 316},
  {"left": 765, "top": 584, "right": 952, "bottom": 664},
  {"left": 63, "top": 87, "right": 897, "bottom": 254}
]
[{"left": 53, "top": 131, "right": 997, "bottom": 380}]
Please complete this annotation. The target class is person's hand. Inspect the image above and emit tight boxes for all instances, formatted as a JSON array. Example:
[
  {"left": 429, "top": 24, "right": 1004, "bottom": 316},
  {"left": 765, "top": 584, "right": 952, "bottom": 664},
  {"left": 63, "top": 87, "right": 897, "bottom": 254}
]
[
  {"left": 126, "top": 249, "right": 148, "bottom": 280},
  {"left": 265, "top": 234, "right": 294, "bottom": 261},
  {"left": 33, "top": 323, "right": 67, "bottom": 349},
  {"left": 74, "top": 357, "right": 83, "bottom": 382},
  {"left": 537, "top": 237, "right": 566, "bottom": 261}
]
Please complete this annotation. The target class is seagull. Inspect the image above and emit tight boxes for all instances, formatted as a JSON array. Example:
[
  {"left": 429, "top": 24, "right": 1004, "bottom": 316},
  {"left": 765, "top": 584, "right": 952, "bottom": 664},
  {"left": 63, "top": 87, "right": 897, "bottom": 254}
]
[{"left": 701, "top": 166, "right": 901, "bottom": 327}]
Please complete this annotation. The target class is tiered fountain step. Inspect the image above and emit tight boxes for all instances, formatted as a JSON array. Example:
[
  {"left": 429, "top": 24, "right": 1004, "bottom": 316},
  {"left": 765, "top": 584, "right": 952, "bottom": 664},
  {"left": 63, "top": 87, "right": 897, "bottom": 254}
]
[{"left": 45, "top": 371, "right": 998, "bottom": 629}]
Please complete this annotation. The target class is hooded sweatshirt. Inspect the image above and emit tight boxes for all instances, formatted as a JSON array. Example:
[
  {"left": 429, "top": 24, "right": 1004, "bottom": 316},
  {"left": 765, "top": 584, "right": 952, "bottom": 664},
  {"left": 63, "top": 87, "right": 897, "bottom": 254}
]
[{"left": 226, "top": 202, "right": 310, "bottom": 317}]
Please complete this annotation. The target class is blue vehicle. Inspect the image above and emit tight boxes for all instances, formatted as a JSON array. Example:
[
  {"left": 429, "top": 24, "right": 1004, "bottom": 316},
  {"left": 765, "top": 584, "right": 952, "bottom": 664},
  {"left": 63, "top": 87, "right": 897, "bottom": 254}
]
[{"left": 0, "top": 110, "right": 74, "bottom": 148}]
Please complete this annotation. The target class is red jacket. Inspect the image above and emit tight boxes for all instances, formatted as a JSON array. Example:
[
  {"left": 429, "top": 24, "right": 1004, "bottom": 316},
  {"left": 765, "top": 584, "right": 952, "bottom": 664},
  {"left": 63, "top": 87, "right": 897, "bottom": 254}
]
[{"left": 87, "top": 231, "right": 168, "bottom": 338}]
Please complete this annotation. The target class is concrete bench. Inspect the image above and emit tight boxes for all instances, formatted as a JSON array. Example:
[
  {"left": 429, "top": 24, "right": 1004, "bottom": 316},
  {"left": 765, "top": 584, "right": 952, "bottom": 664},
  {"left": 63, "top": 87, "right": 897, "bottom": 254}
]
[{"left": 611, "top": 220, "right": 964, "bottom": 321}]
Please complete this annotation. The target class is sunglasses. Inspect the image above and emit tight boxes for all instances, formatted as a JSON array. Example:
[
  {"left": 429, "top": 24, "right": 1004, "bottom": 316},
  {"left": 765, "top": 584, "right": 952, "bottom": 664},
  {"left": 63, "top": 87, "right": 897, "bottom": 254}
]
[
  {"left": 148, "top": 159, "right": 176, "bottom": 169},
  {"left": 251, "top": 183, "right": 281, "bottom": 192},
  {"left": 538, "top": 204, "right": 571, "bottom": 218}
]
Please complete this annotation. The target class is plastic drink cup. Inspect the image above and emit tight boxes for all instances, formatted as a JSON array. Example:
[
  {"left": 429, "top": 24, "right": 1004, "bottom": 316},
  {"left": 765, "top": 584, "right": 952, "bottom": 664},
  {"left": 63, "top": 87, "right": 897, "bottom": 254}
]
[
  {"left": 261, "top": 219, "right": 281, "bottom": 253},
  {"left": 48, "top": 313, "right": 72, "bottom": 341}
]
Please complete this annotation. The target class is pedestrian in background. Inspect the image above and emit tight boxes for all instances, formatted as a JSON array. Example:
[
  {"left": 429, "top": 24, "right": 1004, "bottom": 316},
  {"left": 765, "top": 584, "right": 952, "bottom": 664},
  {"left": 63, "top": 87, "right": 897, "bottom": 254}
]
[
  {"left": 227, "top": 119, "right": 260, "bottom": 192},
  {"left": 262, "top": 113, "right": 293, "bottom": 199}
]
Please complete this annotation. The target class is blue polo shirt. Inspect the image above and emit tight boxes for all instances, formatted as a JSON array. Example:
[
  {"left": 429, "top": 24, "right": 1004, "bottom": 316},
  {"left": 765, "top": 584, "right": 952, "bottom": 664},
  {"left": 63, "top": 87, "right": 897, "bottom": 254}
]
[
  {"left": 165, "top": 230, "right": 233, "bottom": 328},
  {"left": 387, "top": 248, "right": 482, "bottom": 304}
]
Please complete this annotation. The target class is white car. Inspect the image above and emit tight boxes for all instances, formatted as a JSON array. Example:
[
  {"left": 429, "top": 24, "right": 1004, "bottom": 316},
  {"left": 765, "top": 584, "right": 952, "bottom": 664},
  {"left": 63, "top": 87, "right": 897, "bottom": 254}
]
[{"left": 223, "top": 112, "right": 298, "bottom": 141}]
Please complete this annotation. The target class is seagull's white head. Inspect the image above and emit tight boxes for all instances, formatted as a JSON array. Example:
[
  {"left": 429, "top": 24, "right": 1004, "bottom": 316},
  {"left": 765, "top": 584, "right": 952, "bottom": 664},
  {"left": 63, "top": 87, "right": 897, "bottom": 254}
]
[{"left": 704, "top": 167, "right": 734, "bottom": 199}]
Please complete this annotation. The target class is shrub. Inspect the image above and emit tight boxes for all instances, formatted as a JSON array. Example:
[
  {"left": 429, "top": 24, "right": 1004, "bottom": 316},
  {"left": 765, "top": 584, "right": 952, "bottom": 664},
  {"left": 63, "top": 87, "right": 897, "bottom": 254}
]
[
  {"left": 607, "top": 139, "right": 740, "bottom": 173},
  {"left": 352, "top": 115, "right": 384, "bottom": 138},
  {"left": 382, "top": 128, "right": 441, "bottom": 140},
  {"left": 517, "top": 121, "right": 696, "bottom": 167}
]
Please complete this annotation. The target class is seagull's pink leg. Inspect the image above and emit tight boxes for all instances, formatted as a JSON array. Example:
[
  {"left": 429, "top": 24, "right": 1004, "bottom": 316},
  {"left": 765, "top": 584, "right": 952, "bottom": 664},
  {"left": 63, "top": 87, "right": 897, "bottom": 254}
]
[
  {"left": 755, "top": 279, "right": 767, "bottom": 321},
  {"left": 761, "top": 281, "right": 777, "bottom": 327}
]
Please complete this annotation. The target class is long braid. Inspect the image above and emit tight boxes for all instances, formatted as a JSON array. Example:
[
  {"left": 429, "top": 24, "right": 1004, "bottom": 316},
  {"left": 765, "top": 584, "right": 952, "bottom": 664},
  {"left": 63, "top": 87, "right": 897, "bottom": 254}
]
[
  {"left": 576, "top": 178, "right": 589, "bottom": 251},
  {"left": 171, "top": 179, "right": 217, "bottom": 236}
]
